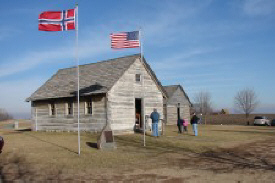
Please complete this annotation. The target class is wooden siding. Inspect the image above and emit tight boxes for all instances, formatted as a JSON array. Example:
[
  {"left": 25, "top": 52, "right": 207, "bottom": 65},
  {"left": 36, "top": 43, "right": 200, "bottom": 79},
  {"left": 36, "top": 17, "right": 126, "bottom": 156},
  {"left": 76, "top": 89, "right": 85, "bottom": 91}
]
[
  {"left": 31, "top": 95, "right": 107, "bottom": 132},
  {"left": 166, "top": 104, "right": 190, "bottom": 125},
  {"left": 165, "top": 87, "right": 190, "bottom": 124},
  {"left": 108, "top": 58, "right": 163, "bottom": 133}
]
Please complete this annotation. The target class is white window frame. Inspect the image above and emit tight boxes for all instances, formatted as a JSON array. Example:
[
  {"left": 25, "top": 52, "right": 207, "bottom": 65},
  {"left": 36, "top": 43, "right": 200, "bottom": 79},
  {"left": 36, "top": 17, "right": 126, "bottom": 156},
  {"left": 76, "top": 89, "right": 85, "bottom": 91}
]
[
  {"left": 135, "top": 73, "right": 141, "bottom": 83},
  {"left": 85, "top": 99, "right": 92, "bottom": 115},
  {"left": 66, "top": 102, "right": 74, "bottom": 115},
  {"left": 49, "top": 103, "right": 56, "bottom": 116}
]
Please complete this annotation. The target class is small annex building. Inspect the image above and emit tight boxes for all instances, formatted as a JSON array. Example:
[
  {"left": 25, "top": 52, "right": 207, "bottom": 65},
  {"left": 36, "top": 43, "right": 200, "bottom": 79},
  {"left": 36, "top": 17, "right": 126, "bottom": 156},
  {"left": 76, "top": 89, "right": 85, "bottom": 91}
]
[
  {"left": 26, "top": 54, "right": 167, "bottom": 134},
  {"left": 163, "top": 85, "right": 191, "bottom": 124}
]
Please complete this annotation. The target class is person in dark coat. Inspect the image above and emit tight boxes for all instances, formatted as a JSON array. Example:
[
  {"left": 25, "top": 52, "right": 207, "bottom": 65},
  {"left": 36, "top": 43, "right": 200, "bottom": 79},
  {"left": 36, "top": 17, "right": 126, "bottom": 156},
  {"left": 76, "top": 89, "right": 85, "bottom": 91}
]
[
  {"left": 150, "top": 108, "right": 160, "bottom": 137},
  {"left": 177, "top": 113, "right": 183, "bottom": 133},
  {"left": 0, "top": 136, "right": 4, "bottom": 154},
  {"left": 190, "top": 113, "right": 200, "bottom": 136}
]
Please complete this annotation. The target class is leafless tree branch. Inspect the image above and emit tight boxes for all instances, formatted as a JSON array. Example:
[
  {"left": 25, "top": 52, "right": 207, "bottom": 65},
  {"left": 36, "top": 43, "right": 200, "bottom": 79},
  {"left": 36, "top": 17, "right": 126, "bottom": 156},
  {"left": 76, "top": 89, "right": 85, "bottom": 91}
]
[
  {"left": 194, "top": 91, "right": 212, "bottom": 115},
  {"left": 234, "top": 88, "right": 258, "bottom": 118}
]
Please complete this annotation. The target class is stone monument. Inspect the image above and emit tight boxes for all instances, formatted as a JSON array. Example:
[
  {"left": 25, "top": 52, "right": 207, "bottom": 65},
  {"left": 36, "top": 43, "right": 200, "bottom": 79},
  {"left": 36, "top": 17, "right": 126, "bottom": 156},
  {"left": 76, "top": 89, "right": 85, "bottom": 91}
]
[
  {"left": 97, "top": 122, "right": 116, "bottom": 150},
  {"left": 97, "top": 97, "right": 116, "bottom": 150}
]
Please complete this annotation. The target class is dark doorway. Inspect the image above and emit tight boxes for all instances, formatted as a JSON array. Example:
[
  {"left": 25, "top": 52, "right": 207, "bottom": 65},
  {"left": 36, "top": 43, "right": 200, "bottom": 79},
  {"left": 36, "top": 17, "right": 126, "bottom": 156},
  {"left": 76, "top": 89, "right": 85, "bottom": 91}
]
[
  {"left": 177, "top": 103, "right": 180, "bottom": 119},
  {"left": 135, "top": 98, "right": 142, "bottom": 129}
]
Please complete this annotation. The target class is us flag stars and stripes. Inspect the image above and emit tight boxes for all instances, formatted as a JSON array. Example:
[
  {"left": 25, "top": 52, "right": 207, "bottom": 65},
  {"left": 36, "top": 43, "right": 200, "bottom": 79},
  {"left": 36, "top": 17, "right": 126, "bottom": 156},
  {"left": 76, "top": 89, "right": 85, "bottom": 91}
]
[
  {"left": 110, "top": 31, "right": 140, "bottom": 49},
  {"left": 38, "top": 9, "right": 75, "bottom": 31}
]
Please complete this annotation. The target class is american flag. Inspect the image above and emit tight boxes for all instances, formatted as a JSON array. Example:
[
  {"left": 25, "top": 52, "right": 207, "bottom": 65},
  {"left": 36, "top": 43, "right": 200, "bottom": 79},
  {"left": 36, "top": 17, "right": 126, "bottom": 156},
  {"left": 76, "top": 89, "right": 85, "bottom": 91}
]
[{"left": 110, "top": 31, "right": 140, "bottom": 49}]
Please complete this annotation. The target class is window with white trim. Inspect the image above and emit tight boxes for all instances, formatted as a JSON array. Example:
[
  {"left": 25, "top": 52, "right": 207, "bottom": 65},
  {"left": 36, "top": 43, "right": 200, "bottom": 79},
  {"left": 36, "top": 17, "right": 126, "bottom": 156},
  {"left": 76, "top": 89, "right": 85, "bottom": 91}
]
[
  {"left": 136, "top": 74, "right": 141, "bottom": 82},
  {"left": 66, "top": 102, "right": 73, "bottom": 115},
  {"left": 85, "top": 99, "right": 92, "bottom": 114},
  {"left": 49, "top": 103, "right": 56, "bottom": 116}
]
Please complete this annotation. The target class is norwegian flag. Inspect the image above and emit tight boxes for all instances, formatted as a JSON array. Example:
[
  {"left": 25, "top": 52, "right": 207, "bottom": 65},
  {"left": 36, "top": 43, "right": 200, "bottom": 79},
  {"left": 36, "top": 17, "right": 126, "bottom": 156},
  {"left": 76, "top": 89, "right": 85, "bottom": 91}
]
[{"left": 39, "top": 9, "right": 75, "bottom": 31}]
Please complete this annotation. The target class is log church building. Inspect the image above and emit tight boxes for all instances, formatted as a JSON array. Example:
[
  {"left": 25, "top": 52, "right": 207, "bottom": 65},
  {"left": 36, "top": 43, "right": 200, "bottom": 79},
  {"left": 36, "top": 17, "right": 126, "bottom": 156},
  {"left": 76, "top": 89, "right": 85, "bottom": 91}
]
[{"left": 26, "top": 54, "right": 191, "bottom": 134}]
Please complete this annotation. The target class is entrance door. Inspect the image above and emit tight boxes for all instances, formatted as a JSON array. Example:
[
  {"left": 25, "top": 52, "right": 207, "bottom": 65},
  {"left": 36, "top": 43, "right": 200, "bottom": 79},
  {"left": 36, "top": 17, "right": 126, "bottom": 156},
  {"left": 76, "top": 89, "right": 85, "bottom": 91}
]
[
  {"left": 135, "top": 98, "right": 142, "bottom": 129},
  {"left": 177, "top": 103, "right": 180, "bottom": 119}
]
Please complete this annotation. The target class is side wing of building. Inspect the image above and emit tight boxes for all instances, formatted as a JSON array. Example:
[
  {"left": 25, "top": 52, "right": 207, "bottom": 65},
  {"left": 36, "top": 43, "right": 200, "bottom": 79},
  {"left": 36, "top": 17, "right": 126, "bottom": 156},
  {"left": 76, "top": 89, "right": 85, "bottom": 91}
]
[{"left": 165, "top": 86, "right": 191, "bottom": 125}]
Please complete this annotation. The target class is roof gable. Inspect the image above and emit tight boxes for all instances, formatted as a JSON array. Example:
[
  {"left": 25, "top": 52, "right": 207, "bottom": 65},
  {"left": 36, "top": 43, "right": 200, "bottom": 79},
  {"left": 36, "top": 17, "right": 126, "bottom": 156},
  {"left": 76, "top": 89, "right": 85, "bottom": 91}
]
[{"left": 164, "top": 85, "right": 191, "bottom": 105}]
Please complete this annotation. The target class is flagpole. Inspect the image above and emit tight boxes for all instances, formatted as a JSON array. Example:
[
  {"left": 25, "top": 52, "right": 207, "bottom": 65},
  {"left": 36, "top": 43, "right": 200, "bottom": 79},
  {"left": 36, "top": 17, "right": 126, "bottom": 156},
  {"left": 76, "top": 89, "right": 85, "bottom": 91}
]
[
  {"left": 35, "top": 108, "right": 38, "bottom": 131},
  {"left": 139, "top": 28, "right": 146, "bottom": 147},
  {"left": 75, "top": 4, "right": 81, "bottom": 156}
]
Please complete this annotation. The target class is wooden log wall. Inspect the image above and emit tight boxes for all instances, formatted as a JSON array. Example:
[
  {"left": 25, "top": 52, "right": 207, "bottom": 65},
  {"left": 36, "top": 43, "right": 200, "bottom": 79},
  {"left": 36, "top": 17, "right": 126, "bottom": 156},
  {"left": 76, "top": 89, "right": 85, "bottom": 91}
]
[
  {"left": 165, "top": 87, "right": 190, "bottom": 125},
  {"left": 108, "top": 58, "right": 164, "bottom": 133},
  {"left": 31, "top": 95, "right": 107, "bottom": 132}
]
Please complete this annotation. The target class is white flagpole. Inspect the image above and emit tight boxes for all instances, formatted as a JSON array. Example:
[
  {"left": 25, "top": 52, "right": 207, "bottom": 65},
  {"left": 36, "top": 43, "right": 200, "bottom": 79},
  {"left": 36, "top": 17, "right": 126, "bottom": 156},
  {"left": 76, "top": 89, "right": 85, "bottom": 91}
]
[
  {"left": 139, "top": 29, "right": 146, "bottom": 147},
  {"left": 75, "top": 4, "right": 81, "bottom": 155},
  {"left": 35, "top": 108, "right": 38, "bottom": 131}
]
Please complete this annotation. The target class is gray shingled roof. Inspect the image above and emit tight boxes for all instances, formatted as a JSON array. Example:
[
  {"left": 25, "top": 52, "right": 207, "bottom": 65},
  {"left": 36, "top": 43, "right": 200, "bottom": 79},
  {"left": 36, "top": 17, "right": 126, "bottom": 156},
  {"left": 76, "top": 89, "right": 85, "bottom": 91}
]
[
  {"left": 163, "top": 85, "right": 178, "bottom": 98},
  {"left": 26, "top": 54, "right": 166, "bottom": 102},
  {"left": 163, "top": 85, "right": 191, "bottom": 104}
]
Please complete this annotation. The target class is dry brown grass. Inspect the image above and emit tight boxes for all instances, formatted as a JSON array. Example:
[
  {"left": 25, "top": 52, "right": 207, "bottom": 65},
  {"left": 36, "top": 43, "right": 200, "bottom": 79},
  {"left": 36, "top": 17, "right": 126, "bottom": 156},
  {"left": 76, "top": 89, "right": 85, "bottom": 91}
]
[
  {"left": 203, "top": 114, "right": 275, "bottom": 125},
  {"left": 1, "top": 120, "right": 275, "bottom": 181}
]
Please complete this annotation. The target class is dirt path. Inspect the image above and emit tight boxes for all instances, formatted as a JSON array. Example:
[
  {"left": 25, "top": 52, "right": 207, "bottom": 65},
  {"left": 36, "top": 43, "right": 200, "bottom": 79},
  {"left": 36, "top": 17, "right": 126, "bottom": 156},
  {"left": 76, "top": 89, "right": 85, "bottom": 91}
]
[{"left": 1, "top": 139, "right": 275, "bottom": 182}]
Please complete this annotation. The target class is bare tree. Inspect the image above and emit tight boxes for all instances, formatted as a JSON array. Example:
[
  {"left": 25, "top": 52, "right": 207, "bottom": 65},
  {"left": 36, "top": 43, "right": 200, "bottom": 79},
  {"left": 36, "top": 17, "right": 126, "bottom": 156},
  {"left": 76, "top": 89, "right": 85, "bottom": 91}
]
[
  {"left": 193, "top": 91, "right": 212, "bottom": 124},
  {"left": 234, "top": 88, "right": 258, "bottom": 118},
  {"left": 194, "top": 91, "right": 212, "bottom": 114},
  {"left": 0, "top": 108, "right": 13, "bottom": 121}
]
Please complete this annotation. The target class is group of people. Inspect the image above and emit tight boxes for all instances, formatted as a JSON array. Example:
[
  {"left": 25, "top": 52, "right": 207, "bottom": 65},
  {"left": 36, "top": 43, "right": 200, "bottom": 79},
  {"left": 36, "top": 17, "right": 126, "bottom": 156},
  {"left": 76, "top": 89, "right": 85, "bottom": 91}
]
[
  {"left": 177, "top": 112, "right": 200, "bottom": 136},
  {"left": 177, "top": 118, "right": 188, "bottom": 133},
  {"left": 150, "top": 108, "right": 201, "bottom": 137}
]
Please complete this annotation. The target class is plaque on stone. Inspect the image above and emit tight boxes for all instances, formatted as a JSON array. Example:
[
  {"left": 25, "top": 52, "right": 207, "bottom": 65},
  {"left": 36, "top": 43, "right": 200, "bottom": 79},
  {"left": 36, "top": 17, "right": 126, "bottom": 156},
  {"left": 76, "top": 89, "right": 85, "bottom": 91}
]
[{"left": 105, "top": 131, "right": 113, "bottom": 143}]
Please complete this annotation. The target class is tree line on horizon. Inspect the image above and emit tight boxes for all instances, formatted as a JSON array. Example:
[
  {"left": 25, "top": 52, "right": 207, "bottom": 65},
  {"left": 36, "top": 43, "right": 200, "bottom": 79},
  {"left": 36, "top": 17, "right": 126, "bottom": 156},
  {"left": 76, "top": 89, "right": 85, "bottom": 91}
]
[
  {"left": 192, "top": 88, "right": 259, "bottom": 120},
  {"left": 0, "top": 108, "right": 13, "bottom": 121}
]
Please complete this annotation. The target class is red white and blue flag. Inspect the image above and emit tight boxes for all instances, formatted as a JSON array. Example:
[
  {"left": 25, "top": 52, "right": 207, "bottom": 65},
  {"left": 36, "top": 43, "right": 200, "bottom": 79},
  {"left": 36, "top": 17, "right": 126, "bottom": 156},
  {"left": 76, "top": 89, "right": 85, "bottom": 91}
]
[
  {"left": 39, "top": 9, "right": 75, "bottom": 31},
  {"left": 110, "top": 31, "right": 140, "bottom": 49}
]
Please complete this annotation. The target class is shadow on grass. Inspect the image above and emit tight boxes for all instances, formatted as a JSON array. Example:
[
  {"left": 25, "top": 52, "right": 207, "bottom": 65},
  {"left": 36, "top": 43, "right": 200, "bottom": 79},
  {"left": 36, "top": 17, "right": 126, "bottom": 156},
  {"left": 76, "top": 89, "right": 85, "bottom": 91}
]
[
  {"left": 197, "top": 145, "right": 275, "bottom": 173},
  {"left": 86, "top": 142, "right": 97, "bottom": 149},
  {"left": 115, "top": 134, "right": 203, "bottom": 157},
  {"left": 16, "top": 129, "right": 32, "bottom": 132},
  {"left": 116, "top": 134, "right": 275, "bottom": 172},
  {"left": 22, "top": 133, "right": 78, "bottom": 155}
]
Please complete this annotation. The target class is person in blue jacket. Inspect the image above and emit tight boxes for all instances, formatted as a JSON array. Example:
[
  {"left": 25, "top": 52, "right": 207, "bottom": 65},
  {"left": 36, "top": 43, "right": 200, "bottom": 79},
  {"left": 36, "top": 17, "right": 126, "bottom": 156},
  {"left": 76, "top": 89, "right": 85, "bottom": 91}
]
[{"left": 150, "top": 108, "right": 160, "bottom": 137}]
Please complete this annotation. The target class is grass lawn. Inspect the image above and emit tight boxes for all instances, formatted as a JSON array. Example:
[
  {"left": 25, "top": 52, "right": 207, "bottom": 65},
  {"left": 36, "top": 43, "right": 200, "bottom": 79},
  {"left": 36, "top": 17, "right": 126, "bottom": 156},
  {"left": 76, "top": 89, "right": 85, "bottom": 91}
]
[
  {"left": 1, "top": 121, "right": 275, "bottom": 182},
  {"left": 1, "top": 121, "right": 275, "bottom": 171}
]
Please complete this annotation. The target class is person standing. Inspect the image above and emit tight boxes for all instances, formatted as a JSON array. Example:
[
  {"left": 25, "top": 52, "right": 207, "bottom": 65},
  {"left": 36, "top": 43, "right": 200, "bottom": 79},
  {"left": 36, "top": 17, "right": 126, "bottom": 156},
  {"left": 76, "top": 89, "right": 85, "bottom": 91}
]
[
  {"left": 177, "top": 118, "right": 183, "bottom": 133},
  {"left": 183, "top": 119, "right": 188, "bottom": 133},
  {"left": 150, "top": 108, "right": 160, "bottom": 137},
  {"left": 191, "top": 113, "right": 200, "bottom": 136}
]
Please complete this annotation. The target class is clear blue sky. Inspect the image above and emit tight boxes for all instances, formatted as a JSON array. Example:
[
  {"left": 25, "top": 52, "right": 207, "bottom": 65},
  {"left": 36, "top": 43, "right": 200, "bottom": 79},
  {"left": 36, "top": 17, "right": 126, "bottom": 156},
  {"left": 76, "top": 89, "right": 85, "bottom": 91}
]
[{"left": 0, "top": 0, "right": 274, "bottom": 118}]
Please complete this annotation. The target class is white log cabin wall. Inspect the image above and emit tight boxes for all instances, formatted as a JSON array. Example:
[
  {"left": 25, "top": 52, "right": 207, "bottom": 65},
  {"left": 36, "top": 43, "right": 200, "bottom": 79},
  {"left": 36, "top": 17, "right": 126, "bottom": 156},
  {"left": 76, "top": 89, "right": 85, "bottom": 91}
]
[
  {"left": 31, "top": 95, "right": 107, "bottom": 132},
  {"left": 108, "top": 58, "right": 164, "bottom": 133},
  {"left": 165, "top": 87, "right": 190, "bottom": 125}
]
